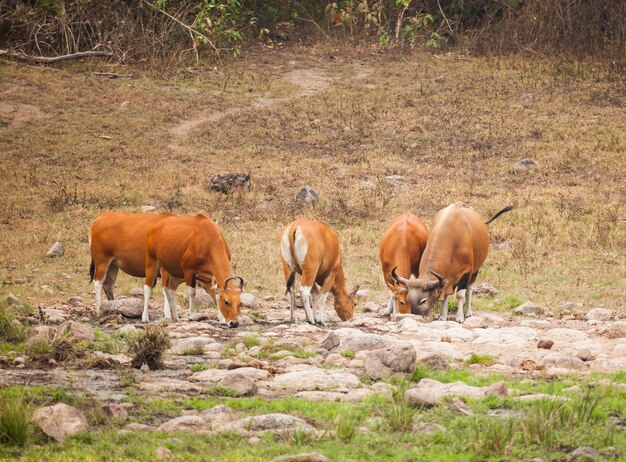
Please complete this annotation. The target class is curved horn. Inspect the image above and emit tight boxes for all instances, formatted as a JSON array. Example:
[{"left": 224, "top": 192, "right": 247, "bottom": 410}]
[
  {"left": 391, "top": 266, "right": 411, "bottom": 286},
  {"left": 224, "top": 276, "right": 244, "bottom": 289},
  {"left": 429, "top": 270, "right": 444, "bottom": 288}
]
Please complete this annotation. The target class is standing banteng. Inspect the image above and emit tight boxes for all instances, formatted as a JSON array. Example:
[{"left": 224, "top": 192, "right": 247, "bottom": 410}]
[
  {"left": 143, "top": 214, "right": 243, "bottom": 327},
  {"left": 379, "top": 212, "right": 429, "bottom": 316},
  {"left": 281, "top": 218, "right": 359, "bottom": 325},
  {"left": 391, "top": 203, "right": 513, "bottom": 323}
]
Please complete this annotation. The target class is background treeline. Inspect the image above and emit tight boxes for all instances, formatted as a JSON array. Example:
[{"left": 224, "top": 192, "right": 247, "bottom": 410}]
[{"left": 1, "top": 0, "right": 624, "bottom": 63}]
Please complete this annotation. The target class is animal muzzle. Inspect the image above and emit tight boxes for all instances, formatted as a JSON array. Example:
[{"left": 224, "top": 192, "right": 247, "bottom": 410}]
[{"left": 228, "top": 320, "right": 239, "bottom": 328}]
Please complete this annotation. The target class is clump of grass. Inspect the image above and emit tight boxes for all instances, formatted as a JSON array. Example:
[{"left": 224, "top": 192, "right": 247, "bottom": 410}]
[
  {"left": 241, "top": 334, "right": 261, "bottom": 349},
  {"left": 120, "top": 370, "right": 137, "bottom": 388},
  {"left": 465, "top": 354, "right": 496, "bottom": 366},
  {"left": 248, "top": 311, "right": 267, "bottom": 321},
  {"left": 26, "top": 334, "right": 79, "bottom": 363},
  {"left": 127, "top": 325, "right": 170, "bottom": 369},
  {"left": 335, "top": 411, "right": 360, "bottom": 443},
  {"left": 0, "top": 395, "right": 32, "bottom": 447},
  {"left": 25, "top": 336, "right": 52, "bottom": 361},
  {"left": 90, "top": 332, "right": 126, "bottom": 355},
  {"left": 380, "top": 380, "right": 416, "bottom": 432},
  {"left": 0, "top": 302, "right": 28, "bottom": 343},
  {"left": 51, "top": 335, "right": 78, "bottom": 362},
  {"left": 206, "top": 385, "right": 239, "bottom": 397},
  {"left": 341, "top": 350, "right": 356, "bottom": 359},
  {"left": 191, "top": 363, "right": 209, "bottom": 373},
  {"left": 182, "top": 343, "right": 205, "bottom": 356}
]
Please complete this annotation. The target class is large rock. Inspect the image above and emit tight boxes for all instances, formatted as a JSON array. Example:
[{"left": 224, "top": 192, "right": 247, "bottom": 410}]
[
  {"left": 364, "top": 343, "right": 416, "bottom": 380},
  {"left": 101, "top": 298, "right": 144, "bottom": 318},
  {"left": 544, "top": 328, "right": 589, "bottom": 345},
  {"left": 222, "top": 414, "right": 316, "bottom": 434},
  {"left": 543, "top": 352, "right": 587, "bottom": 370},
  {"left": 169, "top": 337, "right": 217, "bottom": 355},
  {"left": 209, "top": 172, "right": 251, "bottom": 194},
  {"left": 157, "top": 415, "right": 208, "bottom": 432},
  {"left": 294, "top": 186, "right": 320, "bottom": 206},
  {"left": 218, "top": 373, "right": 257, "bottom": 396},
  {"left": 273, "top": 453, "right": 331, "bottom": 462},
  {"left": 32, "top": 403, "right": 89, "bottom": 442},
  {"left": 405, "top": 379, "right": 508, "bottom": 407},
  {"left": 585, "top": 308, "right": 612, "bottom": 321},
  {"left": 46, "top": 241, "right": 64, "bottom": 257},
  {"left": 240, "top": 293, "right": 259, "bottom": 308},
  {"left": 514, "top": 301, "right": 544, "bottom": 316},
  {"left": 56, "top": 321, "right": 95, "bottom": 341},
  {"left": 271, "top": 365, "right": 360, "bottom": 392},
  {"left": 565, "top": 447, "right": 600, "bottom": 462},
  {"left": 319, "top": 331, "right": 340, "bottom": 350},
  {"left": 471, "top": 283, "right": 498, "bottom": 297},
  {"left": 362, "top": 302, "right": 381, "bottom": 313},
  {"left": 191, "top": 367, "right": 270, "bottom": 383},
  {"left": 335, "top": 330, "right": 396, "bottom": 352}
]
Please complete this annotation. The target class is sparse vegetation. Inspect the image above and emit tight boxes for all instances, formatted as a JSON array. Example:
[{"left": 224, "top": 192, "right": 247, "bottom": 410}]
[
  {"left": 0, "top": 302, "right": 27, "bottom": 343},
  {"left": 182, "top": 342, "right": 205, "bottom": 356},
  {"left": 380, "top": 379, "right": 416, "bottom": 432},
  {"left": 127, "top": 325, "right": 170, "bottom": 369},
  {"left": 190, "top": 363, "right": 210, "bottom": 373},
  {"left": 340, "top": 350, "right": 356, "bottom": 359},
  {"left": 465, "top": 354, "right": 496, "bottom": 366},
  {"left": 0, "top": 395, "right": 31, "bottom": 447}
]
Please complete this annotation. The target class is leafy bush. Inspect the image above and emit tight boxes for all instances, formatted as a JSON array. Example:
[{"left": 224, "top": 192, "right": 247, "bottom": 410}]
[{"left": 127, "top": 325, "right": 170, "bottom": 369}]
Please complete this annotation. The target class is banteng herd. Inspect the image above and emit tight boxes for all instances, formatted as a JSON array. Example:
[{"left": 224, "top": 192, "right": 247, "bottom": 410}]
[{"left": 89, "top": 203, "right": 513, "bottom": 327}]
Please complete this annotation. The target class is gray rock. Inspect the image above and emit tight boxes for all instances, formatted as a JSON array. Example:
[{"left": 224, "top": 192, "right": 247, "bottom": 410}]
[
  {"left": 13, "top": 356, "right": 27, "bottom": 366},
  {"left": 566, "top": 447, "right": 599, "bottom": 462},
  {"left": 320, "top": 331, "right": 340, "bottom": 350},
  {"left": 405, "top": 379, "right": 507, "bottom": 407},
  {"left": 66, "top": 296, "right": 84, "bottom": 307},
  {"left": 513, "top": 158, "right": 538, "bottom": 171},
  {"left": 156, "top": 446, "right": 174, "bottom": 460},
  {"left": 294, "top": 186, "right": 320, "bottom": 206},
  {"left": 32, "top": 403, "right": 89, "bottom": 442},
  {"left": 362, "top": 301, "right": 381, "bottom": 313},
  {"left": 471, "top": 283, "right": 498, "bottom": 297},
  {"left": 575, "top": 348, "right": 594, "bottom": 362},
  {"left": 46, "top": 241, "right": 64, "bottom": 257},
  {"left": 364, "top": 343, "right": 416, "bottom": 380},
  {"left": 271, "top": 366, "right": 360, "bottom": 392},
  {"left": 56, "top": 321, "right": 95, "bottom": 341},
  {"left": 447, "top": 397, "right": 473, "bottom": 416},
  {"left": 191, "top": 367, "right": 270, "bottom": 383},
  {"left": 141, "top": 205, "right": 156, "bottom": 213},
  {"left": 101, "top": 298, "right": 144, "bottom": 318},
  {"left": 417, "top": 353, "right": 450, "bottom": 371},
  {"left": 6, "top": 293, "right": 20, "bottom": 305},
  {"left": 158, "top": 415, "right": 207, "bottom": 432},
  {"left": 224, "top": 413, "right": 316, "bottom": 434},
  {"left": 103, "top": 404, "right": 128, "bottom": 420},
  {"left": 273, "top": 453, "right": 331, "bottom": 462},
  {"left": 336, "top": 332, "right": 395, "bottom": 352},
  {"left": 537, "top": 339, "right": 554, "bottom": 349},
  {"left": 585, "top": 308, "right": 612, "bottom": 321},
  {"left": 240, "top": 293, "right": 259, "bottom": 308},
  {"left": 544, "top": 352, "right": 587, "bottom": 370},
  {"left": 209, "top": 172, "right": 251, "bottom": 194},
  {"left": 514, "top": 301, "right": 544, "bottom": 316},
  {"left": 218, "top": 373, "right": 257, "bottom": 396}
]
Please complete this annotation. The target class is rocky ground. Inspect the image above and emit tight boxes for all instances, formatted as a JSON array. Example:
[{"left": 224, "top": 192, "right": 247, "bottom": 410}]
[{"left": 1, "top": 287, "right": 625, "bottom": 451}]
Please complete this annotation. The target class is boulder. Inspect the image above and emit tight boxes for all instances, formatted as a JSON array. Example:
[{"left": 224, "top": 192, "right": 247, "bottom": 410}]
[
  {"left": 32, "top": 403, "right": 89, "bottom": 442},
  {"left": 218, "top": 373, "right": 257, "bottom": 396},
  {"left": 101, "top": 298, "right": 144, "bottom": 318},
  {"left": 405, "top": 379, "right": 508, "bottom": 407},
  {"left": 223, "top": 413, "right": 316, "bottom": 434},
  {"left": 157, "top": 415, "right": 208, "bottom": 432},
  {"left": 537, "top": 339, "right": 554, "bottom": 349},
  {"left": 565, "top": 447, "right": 599, "bottom": 462},
  {"left": 56, "top": 321, "right": 95, "bottom": 341},
  {"left": 471, "top": 283, "right": 498, "bottom": 297},
  {"left": 543, "top": 353, "right": 587, "bottom": 370},
  {"left": 46, "top": 241, "right": 64, "bottom": 257},
  {"left": 362, "top": 302, "right": 381, "bottom": 313},
  {"left": 103, "top": 404, "right": 128, "bottom": 420},
  {"left": 240, "top": 293, "right": 259, "bottom": 308},
  {"left": 271, "top": 365, "right": 360, "bottom": 392},
  {"left": 336, "top": 331, "right": 396, "bottom": 352},
  {"left": 294, "top": 186, "right": 320, "bottom": 206},
  {"left": 319, "top": 331, "right": 340, "bottom": 350},
  {"left": 156, "top": 446, "right": 174, "bottom": 460},
  {"left": 364, "top": 343, "right": 416, "bottom": 380},
  {"left": 191, "top": 367, "right": 269, "bottom": 383},
  {"left": 514, "top": 301, "right": 544, "bottom": 316},
  {"left": 273, "top": 453, "right": 331, "bottom": 462},
  {"left": 585, "top": 308, "right": 612, "bottom": 321},
  {"left": 208, "top": 172, "right": 251, "bottom": 194}
]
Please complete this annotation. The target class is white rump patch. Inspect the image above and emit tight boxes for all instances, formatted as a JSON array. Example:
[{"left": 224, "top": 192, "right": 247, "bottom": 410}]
[
  {"left": 294, "top": 226, "right": 308, "bottom": 266},
  {"left": 281, "top": 229, "right": 295, "bottom": 270}
]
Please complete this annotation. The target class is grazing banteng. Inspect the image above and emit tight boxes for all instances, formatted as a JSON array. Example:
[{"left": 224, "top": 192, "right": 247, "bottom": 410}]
[
  {"left": 379, "top": 212, "right": 429, "bottom": 316},
  {"left": 391, "top": 203, "right": 513, "bottom": 323},
  {"left": 281, "top": 218, "right": 359, "bottom": 325},
  {"left": 89, "top": 212, "right": 177, "bottom": 316},
  {"left": 143, "top": 214, "right": 243, "bottom": 327}
]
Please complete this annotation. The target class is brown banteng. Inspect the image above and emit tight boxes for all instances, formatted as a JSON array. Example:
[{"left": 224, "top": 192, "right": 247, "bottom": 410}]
[
  {"left": 89, "top": 212, "right": 177, "bottom": 317},
  {"left": 281, "top": 218, "right": 359, "bottom": 325},
  {"left": 379, "top": 212, "right": 429, "bottom": 316},
  {"left": 391, "top": 203, "right": 513, "bottom": 323},
  {"left": 143, "top": 214, "right": 243, "bottom": 327}
]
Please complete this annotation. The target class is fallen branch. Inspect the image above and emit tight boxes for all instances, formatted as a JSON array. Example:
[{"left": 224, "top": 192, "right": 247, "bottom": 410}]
[
  {"left": 92, "top": 72, "right": 133, "bottom": 79},
  {"left": 0, "top": 49, "right": 114, "bottom": 64}
]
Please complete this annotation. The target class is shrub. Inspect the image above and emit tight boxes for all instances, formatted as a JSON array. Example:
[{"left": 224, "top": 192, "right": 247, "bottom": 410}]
[
  {"left": 0, "top": 396, "right": 31, "bottom": 447},
  {"left": 127, "top": 325, "right": 170, "bottom": 369},
  {"left": 380, "top": 380, "right": 415, "bottom": 432},
  {"left": 0, "top": 302, "right": 27, "bottom": 343}
]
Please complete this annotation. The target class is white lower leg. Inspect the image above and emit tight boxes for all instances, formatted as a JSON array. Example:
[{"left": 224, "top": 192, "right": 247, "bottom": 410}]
[
  {"left": 163, "top": 288, "right": 171, "bottom": 319},
  {"left": 383, "top": 294, "right": 394, "bottom": 316},
  {"left": 288, "top": 290, "right": 296, "bottom": 323},
  {"left": 142, "top": 285, "right": 152, "bottom": 323},
  {"left": 465, "top": 285, "right": 473, "bottom": 317},
  {"left": 316, "top": 292, "right": 329, "bottom": 325},
  {"left": 439, "top": 296, "right": 449, "bottom": 321},
  {"left": 456, "top": 289, "right": 467, "bottom": 323},
  {"left": 164, "top": 287, "right": 178, "bottom": 322},
  {"left": 299, "top": 286, "right": 315, "bottom": 324},
  {"left": 187, "top": 286, "right": 196, "bottom": 320},
  {"left": 94, "top": 280, "right": 103, "bottom": 316}
]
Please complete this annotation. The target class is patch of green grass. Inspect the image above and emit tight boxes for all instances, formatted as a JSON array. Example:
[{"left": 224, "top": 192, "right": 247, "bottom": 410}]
[
  {"left": 89, "top": 332, "right": 126, "bottom": 355},
  {"left": 341, "top": 350, "right": 356, "bottom": 359},
  {"left": 240, "top": 334, "right": 261, "bottom": 349},
  {"left": 0, "top": 302, "right": 28, "bottom": 343},
  {"left": 465, "top": 353, "right": 496, "bottom": 366},
  {"left": 191, "top": 363, "right": 210, "bottom": 373},
  {"left": 379, "top": 379, "right": 416, "bottom": 432},
  {"left": 0, "top": 341, "right": 25, "bottom": 361},
  {"left": 181, "top": 342, "right": 205, "bottom": 356},
  {"left": 119, "top": 370, "right": 137, "bottom": 388},
  {"left": 0, "top": 394, "right": 31, "bottom": 447},
  {"left": 410, "top": 365, "right": 506, "bottom": 386},
  {"left": 248, "top": 311, "right": 267, "bottom": 321},
  {"left": 206, "top": 386, "right": 239, "bottom": 397}
]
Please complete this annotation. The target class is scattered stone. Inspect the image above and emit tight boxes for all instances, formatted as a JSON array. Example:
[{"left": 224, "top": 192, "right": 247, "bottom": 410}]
[
  {"left": 103, "top": 404, "right": 128, "bottom": 421},
  {"left": 158, "top": 415, "right": 208, "bottom": 432},
  {"left": 46, "top": 241, "right": 64, "bottom": 257},
  {"left": 585, "top": 308, "right": 612, "bottom": 321},
  {"left": 537, "top": 339, "right": 554, "bottom": 349},
  {"left": 364, "top": 343, "right": 416, "bottom": 380},
  {"left": 32, "top": 403, "right": 89, "bottom": 443},
  {"left": 405, "top": 379, "right": 507, "bottom": 407},
  {"left": 208, "top": 172, "right": 251, "bottom": 194},
  {"left": 141, "top": 205, "right": 156, "bottom": 213},
  {"left": 66, "top": 296, "right": 84, "bottom": 307},
  {"left": 248, "top": 436, "right": 261, "bottom": 445},
  {"left": 13, "top": 356, "right": 27, "bottom": 366},
  {"left": 565, "top": 446, "right": 599, "bottom": 462},
  {"left": 362, "top": 301, "right": 381, "bottom": 313},
  {"left": 273, "top": 453, "right": 331, "bottom": 462},
  {"left": 271, "top": 366, "right": 360, "bottom": 392},
  {"left": 156, "top": 446, "right": 174, "bottom": 460},
  {"left": 240, "top": 293, "right": 259, "bottom": 308},
  {"left": 513, "top": 158, "right": 537, "bottom": 171},
  {"left": 56, "top": 321, "right": 96, "bottom": 341},
  {"left": 447, "top": 397, "right": 473, "bottom": 416},
  {"left": 320, "top": 331, "right": 340, "bottom": 350},
  {"left": 575, "top": 348, "right": 594, "bottom": 362},
  {"left": 514, "top": 301, "right": 543, "bottom": 316},
  {"left": 563, "top": 385, "right": 582, "bottom": 393},
  {"left": 6, "top": 293, "right": 20, "bottom": 305},
  {"left": 294, "top": 186, "right": 320, "bottom": 206},
  {"left": 218, "top": 373, "right": 257, "bottom": 397},
  {"left": 101, "top": 298, "right": 144, "bottom": 318},
  {"left": 471, "top": 283, "right": 498, "bottom": 297},
  {"left": 140, "top": 363, "right": 150, "bottom": 372}
]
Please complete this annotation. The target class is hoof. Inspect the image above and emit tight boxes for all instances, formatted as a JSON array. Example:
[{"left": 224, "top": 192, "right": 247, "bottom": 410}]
[
  {"left": 438, "top": 316, "right": 448, "bottom": 321},
  {"left": 141, "top": 317, "right": 150, "bottom": 323}
]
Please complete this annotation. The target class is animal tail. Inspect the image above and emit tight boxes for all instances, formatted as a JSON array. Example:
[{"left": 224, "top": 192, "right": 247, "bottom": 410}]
[
  {"left": 285, "top": 271, "right": 296, "bottom": 295},
  {"left": 89, "top": 259, "right": 95, "bottom": 283},
  {"left": 485, "top": 205, "right": 514, "bottom": 224}
]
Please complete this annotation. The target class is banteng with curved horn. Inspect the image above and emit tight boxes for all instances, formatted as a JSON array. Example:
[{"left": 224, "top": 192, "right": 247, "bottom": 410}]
[
  {"left": 143, "top": 214, "right": 243, "bottom": 327},
  {"left": 391, "top": 203, "right": 513, "bottom": 323}
]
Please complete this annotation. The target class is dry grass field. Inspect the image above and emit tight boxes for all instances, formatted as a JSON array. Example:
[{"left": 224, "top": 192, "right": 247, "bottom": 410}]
[{"left": 1, "top": 46, "right": 624, "bottom": 313}]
